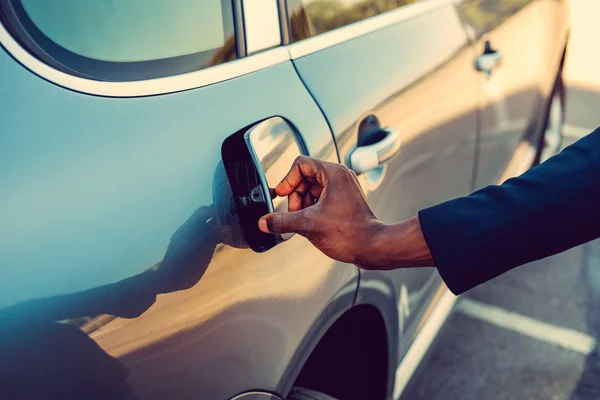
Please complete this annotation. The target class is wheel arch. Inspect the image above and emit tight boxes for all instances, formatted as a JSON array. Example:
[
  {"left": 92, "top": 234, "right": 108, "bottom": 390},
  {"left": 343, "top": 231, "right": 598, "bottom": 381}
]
[{"left": 277, "top": 277, "right": 400, "bottom": 400}]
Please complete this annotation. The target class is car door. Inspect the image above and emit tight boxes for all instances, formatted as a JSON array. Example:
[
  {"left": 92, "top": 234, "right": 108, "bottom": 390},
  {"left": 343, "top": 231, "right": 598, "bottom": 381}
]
[
  {"left": 459, "top": 0, "right": 569, "bottom": 188},
  {"left": 286, "top": 0, "right": 478, "bottom": 387},
  {"left": 0, "top": 2, "right": 357, "bottom": 399}
]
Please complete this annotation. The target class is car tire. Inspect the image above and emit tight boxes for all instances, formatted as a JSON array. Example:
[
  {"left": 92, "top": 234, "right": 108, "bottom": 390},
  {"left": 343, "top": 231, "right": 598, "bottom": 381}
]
[
  {"left": 286, "top": 387, "right": 339, "bottom": 400},
  {"left": 537, "top": 71, "right": 566, "bottom": 164}
]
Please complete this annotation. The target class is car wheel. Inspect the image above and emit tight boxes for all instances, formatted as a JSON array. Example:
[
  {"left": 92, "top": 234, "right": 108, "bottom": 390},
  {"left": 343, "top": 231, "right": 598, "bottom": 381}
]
[
  {"left": 538, "top": 74, "right": 565, "bottom": 164},
  {"left": 286, "top": 387, "right": 339, "bottom": 400}
]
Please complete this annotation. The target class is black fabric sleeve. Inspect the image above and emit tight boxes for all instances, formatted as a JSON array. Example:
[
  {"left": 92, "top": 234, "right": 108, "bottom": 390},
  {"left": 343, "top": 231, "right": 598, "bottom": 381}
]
[{"left": 418, "top": 127, "right": 600, "bottom": 295}]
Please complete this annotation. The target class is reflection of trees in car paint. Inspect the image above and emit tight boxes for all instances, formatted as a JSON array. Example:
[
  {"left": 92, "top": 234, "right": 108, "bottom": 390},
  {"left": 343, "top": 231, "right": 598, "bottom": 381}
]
[
  {"left": 457, "top": 0, "right": 534, "bottom": 40},
  {"left": 289, "top": 0, "right": 535, "bottom": 44},
  {"left": 206, "top": 35, "right": 237, "bottom": 67},
  {"left": 289, "top": 0, "right": 420, "bottom": 41}
]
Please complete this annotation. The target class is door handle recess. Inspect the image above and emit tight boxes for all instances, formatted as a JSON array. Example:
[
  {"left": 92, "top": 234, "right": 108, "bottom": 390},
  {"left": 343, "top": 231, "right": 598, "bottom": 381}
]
[
  {"left": 350, "top": 128, "right": 402, "bottom": 174},
  {"left": 222, "top": 117, "right": 304, "bottom": 252},
  {"left": 474, "top": 51, "right": 502, "bottom": 73}
]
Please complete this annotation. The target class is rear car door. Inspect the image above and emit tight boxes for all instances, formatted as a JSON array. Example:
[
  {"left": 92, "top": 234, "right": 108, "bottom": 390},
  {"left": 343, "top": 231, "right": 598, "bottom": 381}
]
[
  {"left": 286, "top": 0, "right": 479, "bottom": 388},
  {"left": 0, "top": 2, "right": 357, "bottom": 399},
  {"left": 460, "top": 0, "right": 571, "bottom": 188}
]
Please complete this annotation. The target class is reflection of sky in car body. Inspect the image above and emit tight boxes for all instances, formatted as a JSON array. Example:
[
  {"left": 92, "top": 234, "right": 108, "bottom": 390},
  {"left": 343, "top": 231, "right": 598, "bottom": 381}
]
[{"left": 21, "top": 0, "right": 226, "bottom": 62}]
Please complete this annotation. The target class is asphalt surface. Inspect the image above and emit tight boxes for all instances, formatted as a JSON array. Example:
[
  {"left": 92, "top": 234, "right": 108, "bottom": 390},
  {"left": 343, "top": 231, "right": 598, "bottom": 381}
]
[{"left": 402, "top": 2, "right": 600, "bottom": 399}]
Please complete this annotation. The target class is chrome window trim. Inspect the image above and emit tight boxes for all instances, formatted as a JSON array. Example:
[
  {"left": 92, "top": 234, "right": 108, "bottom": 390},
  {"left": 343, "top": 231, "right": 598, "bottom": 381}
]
[
  {"left": 0, "top": 15, "right": 290, "bottom": 97},
  {"left": 243, "top": 0, "right": 282, "bottom": 55},
  {"left": 287, "top": 0, "right": 455, "bottom": 59},
  {"left": 0, "top": 0, "right": 457, "bottom": 96}
]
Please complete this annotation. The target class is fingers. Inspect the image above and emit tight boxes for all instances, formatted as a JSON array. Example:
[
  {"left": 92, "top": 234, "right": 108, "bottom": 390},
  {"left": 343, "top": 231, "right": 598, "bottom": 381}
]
[
  {"left": 288, "top": 190, "right": 315, "bottom": 212},
  {"left": 258, "top": 209, "right": 315, "bottom": 235},
  {"left": 309, "top": 182, "right": 323, "bottom": 200},
  {"left": 303, "top": 191, "right": 314, "bottom": 209},
  {"left": 288, "top": 191, "right": 304, "bottom": 212},
  {"left": 275, "top": 156, "right": 323, "bottom": 197}
]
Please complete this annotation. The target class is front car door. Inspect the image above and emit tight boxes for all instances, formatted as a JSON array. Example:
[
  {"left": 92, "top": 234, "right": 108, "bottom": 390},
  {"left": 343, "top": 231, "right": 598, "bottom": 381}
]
[
  {"left": 286, "top": 0, "right": 479, "bottom": 395},
  {"left": 0, "top": 2, "right": 357, "bottom": 399}
]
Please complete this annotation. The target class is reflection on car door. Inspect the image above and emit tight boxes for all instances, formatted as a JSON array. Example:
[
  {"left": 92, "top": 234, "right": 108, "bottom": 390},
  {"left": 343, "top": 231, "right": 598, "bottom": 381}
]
[
  {"left": 0, "top": 4, "right": 357, "bottom": 399},
  {"left": 459, "top": 0, "right": 568, "bottom": 188},
  {"left": 288, "top": 0, "right": 478, "bottom": 385}
]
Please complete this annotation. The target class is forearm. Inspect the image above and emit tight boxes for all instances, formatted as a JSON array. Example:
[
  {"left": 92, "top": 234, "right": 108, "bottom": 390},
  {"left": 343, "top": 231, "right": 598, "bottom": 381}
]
[
  {"left": 418, "top": 127, "right": 600, "bottom": 294},
  {"left": 363, "top": 217, "right": 434, "bottom": 269}
]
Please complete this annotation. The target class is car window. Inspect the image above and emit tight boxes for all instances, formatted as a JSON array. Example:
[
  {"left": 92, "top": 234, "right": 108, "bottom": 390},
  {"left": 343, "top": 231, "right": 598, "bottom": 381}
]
[
  {"left": 288, "top": 0, "right": 422, "bottom": 42},
  {"left": 0, "top": 0, "right": 236, "bottom": 81},
  {"left": 457, "top": 0, "right": 534, "bottom": 40}
]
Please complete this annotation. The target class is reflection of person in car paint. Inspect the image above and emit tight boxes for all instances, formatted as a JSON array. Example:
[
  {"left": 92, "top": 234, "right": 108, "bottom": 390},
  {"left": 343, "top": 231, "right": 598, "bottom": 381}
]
[
  {"left": 0, "top": 205, "right": 221, "bottom": 400},
  {"left": 259, "top": 128, "right": 600, "bottom": 295},
  {"left": 0, "top": 161, "right": 248, "bottom": 399}
]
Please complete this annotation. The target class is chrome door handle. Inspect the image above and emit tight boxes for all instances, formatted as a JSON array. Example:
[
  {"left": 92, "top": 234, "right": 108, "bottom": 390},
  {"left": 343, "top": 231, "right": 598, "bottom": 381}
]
[
  {"left": 474, "top": 51, "right": 502, "bottom": 73},
  {"left": 349, "top": 128, "right": 402, "bottom": 174}
]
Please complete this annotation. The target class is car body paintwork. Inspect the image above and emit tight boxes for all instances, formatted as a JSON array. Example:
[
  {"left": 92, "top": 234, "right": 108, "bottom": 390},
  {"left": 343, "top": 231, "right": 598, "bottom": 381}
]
[
  {"left": 0, "top": 0, "right": 569, "bottom": 399},
  {"left": 462, "top": 0, "right": 571, "bottom": 188},
  {"left": 0, "top": 48, "right": 358, "bottom": 399},
  {"left": 291, "top": 2, "right": 479, "bottom": 382}
]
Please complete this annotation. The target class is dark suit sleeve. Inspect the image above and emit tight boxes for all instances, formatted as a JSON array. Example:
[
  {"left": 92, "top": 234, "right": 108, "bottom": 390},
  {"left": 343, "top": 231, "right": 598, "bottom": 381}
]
[{"left": 418, "top": 127, "right": 600, "bottom": 295}]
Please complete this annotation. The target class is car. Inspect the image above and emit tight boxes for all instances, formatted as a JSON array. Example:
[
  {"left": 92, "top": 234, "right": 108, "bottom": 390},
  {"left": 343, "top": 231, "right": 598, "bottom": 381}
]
[{"left": 0, "top": 0, "right": 570, "bottom": 399}]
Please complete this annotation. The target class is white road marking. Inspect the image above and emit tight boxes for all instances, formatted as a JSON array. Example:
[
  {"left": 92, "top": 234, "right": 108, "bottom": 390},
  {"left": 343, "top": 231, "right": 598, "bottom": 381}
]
[
  {"left": 393, "top": 288, "right": 457, "bottom": 400},
  {"left": 562, "top": 124, "right": 594, "bottom": 140},
  {"left": 456, "top": 298, "right": 596, "bottom": 356}
]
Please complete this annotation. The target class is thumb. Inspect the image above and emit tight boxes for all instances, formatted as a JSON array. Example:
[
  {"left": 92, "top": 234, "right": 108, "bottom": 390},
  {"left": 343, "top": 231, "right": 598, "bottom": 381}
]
[{"left": 258, "top": 210, "right": 313, "bottom": 235}]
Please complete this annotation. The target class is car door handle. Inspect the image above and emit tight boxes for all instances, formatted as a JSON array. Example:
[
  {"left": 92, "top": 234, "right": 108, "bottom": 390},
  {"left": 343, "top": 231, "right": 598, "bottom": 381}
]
[
  {"left": 474, "top": 51, "right": 502, "bottom": 73},
  {"left": 349, "top": 128, "right": 402, "bottom": 174}
]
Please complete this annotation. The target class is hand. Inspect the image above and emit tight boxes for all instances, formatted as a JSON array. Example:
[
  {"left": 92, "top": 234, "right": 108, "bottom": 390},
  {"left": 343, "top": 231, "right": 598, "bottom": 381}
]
[{"left": 258, "top": 156, "right": 386, "bottom": 268}]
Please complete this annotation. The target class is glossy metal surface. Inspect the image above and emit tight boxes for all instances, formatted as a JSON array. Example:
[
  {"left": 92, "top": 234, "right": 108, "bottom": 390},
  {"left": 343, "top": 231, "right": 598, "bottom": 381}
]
[
  {"left": 287, "top": 0, "right": 455, "bottom": 59},
  {"left": 0, "top": 45, "right": 356, "bottom": 399},
  {"left": 231, "top": 392, "right": 282, "bottom": 400},
  {"left": 464, "top": 0, "right": 570, "bottom": 188},
  {"left": 349, "top": 129, "right": 402, "bottom": 175},
  {"left": 292, "top": 3, "right": 480, "bottom": 396},
  {"left": 246, "top": 117, "right": 305, "bottom": 242},
  {"left": 0, "top": 0, "right": 570, "bottom": 398},
  {"left": 0, "top": 19, "right": 290, "bottom": 97},
  {"left": 540, "top": 91, "right": 564, "bottom": 163},
  {"left": 474, "top": 51, "right": 503, "bottom": 75},
  {"left": 243, "top": 0, "right": 282, "bottom": 55}
]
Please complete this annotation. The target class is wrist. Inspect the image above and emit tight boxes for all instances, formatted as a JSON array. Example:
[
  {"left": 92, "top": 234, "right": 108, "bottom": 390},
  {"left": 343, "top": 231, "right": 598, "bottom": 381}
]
[{"left": 359, "top": 217, "right": 433, "bottom": 270}]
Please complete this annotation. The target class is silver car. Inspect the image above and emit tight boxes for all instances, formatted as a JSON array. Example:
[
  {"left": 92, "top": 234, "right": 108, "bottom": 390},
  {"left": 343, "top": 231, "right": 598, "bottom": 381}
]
[{"left": 0, "top": 0, "right": 569, "bottom": 399}]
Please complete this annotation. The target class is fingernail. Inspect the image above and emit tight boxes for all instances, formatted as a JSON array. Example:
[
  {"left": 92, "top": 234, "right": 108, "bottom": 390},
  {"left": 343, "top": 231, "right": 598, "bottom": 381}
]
[{"left": 258, "top": 218, "right": 269, "bottom": 233}]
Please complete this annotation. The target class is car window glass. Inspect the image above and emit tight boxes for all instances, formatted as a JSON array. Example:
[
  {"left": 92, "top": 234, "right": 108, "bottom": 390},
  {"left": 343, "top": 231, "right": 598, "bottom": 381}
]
[
  {"left": 458, "top": 0, "right": 534, "bottom": 40},
  {"left": 288, "top": 0, "right": 421, "bottom": 42},
  {"left": 0, "top": 0, "right": 236, "bottom": 81},
  {"left": 21, "top": 0, "right": 226, "bottom": 62}
]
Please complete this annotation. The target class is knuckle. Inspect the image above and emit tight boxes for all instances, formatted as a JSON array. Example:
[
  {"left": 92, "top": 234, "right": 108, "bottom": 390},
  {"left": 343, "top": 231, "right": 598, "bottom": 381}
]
[
  {"left": 295, "top": 155, "right": 310, "bottom": 165},
  {"left": 329, "top": 163, "right": 352, "bottom": 180},
  {"left": 336, "top": 163, "right": 349, "bottom": 173},
  {"left": 270, "top": 214, "right": 283, "bottom": 232}
]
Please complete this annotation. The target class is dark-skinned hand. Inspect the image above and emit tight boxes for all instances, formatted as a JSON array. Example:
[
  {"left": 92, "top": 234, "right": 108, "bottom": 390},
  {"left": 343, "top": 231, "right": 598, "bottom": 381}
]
[{"left": 258, "top": 156, "right": 433, "bottom": 270}]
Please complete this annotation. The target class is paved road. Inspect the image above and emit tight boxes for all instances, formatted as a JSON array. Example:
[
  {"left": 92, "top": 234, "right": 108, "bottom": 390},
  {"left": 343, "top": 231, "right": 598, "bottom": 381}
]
[{"left": 403, "top": 2, "right": 600, "bottom": 399}]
